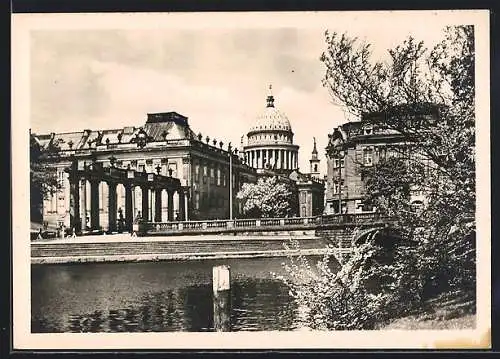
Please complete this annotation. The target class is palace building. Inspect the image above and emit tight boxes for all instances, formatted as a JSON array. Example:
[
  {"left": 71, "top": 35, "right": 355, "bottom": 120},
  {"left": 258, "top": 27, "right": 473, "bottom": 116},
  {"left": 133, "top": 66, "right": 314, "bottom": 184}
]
[
  {"left": 324, "top": 106, "right": 438, "bottom": 215},
  {"left": 31, "top": 111, "right": 257, "bottom": 232},
  {"left": 31, "top": 86, "right": 325, "bottom": 232}
]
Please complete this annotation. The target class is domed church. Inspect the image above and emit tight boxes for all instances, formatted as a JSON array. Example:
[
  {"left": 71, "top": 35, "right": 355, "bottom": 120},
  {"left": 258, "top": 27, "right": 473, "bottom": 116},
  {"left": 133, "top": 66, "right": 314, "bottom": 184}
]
[
  {"left": 243, "top": 85, "right": 299, "bottom": 173},
  {"left": 242, "top": 86, "right": 325, "bottom": 217}
]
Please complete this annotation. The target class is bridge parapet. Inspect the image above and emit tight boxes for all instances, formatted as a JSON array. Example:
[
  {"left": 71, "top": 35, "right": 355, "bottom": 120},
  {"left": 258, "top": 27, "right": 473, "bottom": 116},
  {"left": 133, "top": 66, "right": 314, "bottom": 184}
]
[{"left": 141, "top": 213, "right": 396, "bottom": 237}]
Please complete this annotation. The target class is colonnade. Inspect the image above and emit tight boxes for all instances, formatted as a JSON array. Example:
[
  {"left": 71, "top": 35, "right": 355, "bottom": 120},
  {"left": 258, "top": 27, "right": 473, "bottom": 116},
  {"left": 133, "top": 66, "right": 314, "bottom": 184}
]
[
  {"left": 66, "top": 160, "right": 188, "bottom": 233},
  {"left": 245, "top": 148, "right": 298, "bottom": 170}
]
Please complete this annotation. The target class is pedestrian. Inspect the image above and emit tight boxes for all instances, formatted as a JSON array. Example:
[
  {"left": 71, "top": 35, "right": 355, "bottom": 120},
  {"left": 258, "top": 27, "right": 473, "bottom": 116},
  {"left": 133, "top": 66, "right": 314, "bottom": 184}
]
[
  {"left": 71, "top": 227, "right": 76, "bottom": 238},
  {"left": 131, "top": 211, "right": 141, "bottom": 237},
  {"left": 37, "top": 228, "right": 43, "bottom": 240}
]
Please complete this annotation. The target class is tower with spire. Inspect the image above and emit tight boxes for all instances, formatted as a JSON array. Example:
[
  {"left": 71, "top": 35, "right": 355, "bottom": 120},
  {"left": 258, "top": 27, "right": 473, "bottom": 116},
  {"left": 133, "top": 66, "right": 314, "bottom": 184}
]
[{"left": 309, "top": 137, "right": 320, "bottom": 179}]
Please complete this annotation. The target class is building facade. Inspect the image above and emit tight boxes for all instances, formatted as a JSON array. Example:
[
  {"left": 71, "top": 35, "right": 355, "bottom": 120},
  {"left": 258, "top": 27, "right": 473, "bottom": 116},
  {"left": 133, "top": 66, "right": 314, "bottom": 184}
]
[
  {"left": 31, "top": 112, "right": 257, "bottom": 231},
  {"left": 31, "top": 86, "right": 326, "bottom": 231},
  {"left": 324, "top": 107, "right": 437, "bottom": 215}
]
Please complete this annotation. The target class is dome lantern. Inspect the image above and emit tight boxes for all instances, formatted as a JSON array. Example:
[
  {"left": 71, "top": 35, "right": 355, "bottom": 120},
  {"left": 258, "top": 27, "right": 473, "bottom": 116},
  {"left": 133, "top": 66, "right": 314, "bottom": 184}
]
[{"left": 266, "top": 84, "right": 275, "bottom": 108}]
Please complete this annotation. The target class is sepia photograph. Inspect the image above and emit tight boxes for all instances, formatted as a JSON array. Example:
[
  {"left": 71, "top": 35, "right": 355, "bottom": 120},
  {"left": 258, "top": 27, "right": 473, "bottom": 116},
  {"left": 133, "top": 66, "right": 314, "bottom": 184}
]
[{"left": 11, "top": 9, "right": 490, "bottom": 349}]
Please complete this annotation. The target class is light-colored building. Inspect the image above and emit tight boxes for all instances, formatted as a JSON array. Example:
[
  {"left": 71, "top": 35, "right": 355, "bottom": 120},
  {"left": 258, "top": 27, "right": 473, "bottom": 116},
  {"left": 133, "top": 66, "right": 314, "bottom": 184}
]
[
  {"left": 31, "top": 86, "right": 326, "bottom": 231},
  {"left": 31, "top": 112, "right": 257, "bottom": 231}
]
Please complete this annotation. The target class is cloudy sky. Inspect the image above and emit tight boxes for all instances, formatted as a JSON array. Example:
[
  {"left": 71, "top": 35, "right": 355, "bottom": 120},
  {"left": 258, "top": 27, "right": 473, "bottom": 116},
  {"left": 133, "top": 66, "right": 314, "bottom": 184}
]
[{"left": 28, "top": 11, "right": 469, "bottom": 174}]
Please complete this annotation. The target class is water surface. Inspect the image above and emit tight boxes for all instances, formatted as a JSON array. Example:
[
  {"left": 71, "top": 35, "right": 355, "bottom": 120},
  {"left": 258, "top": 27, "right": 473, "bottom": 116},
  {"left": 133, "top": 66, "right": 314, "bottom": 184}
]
[{"left": 32, "top": 257, "right": 327, "bottom": 332}]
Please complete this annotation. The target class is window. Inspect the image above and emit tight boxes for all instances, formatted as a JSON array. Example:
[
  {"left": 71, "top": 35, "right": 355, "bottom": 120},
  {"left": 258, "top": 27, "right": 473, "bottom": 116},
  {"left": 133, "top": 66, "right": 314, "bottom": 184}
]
[
  {"left": 333, "top": 157, "right": 345, "bottom": 168},
  {"left": 378, "top": 146, "right": 387, "bottom": 161},
  {"left": 314, "top": 164, "right": 318, "bottom": 172},
  {"left": 363, "top": 125, "right": 373, "bottom": 135},
  {"left": 410, "top": 200, "right": 424, "bottom": 214},
  {"left": 203, "top": 165, "right": 208, "bottom": 176},
  {"left": 168, "top": 163, "right": 177, "bottom": 177},
  {"left": 217, "top": 168, "right": 221, "bottom": 186},
  {"left": 223, "top": 173, "right": 227, "bottom": 187},
  {"left": 138, "top": 164, "right": 145, "bottom": 172},
  {"left": 195, "top": 165, "right": 200, "bottom": 181},
  {"left": 363, "top": 148, "right": 373, "bottom": 166},
  {"left": 195, "top": 192, "right": 200, "bottom": 210},
  {"left": 332, "top": 180, "right": 344, "bottom": 195}
]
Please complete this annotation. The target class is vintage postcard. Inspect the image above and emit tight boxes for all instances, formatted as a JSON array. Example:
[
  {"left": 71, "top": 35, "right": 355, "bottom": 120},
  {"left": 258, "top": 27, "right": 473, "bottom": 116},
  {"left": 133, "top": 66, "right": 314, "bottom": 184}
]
[{"left": 11, "top": 10, "right": 490, "bottom": 349}]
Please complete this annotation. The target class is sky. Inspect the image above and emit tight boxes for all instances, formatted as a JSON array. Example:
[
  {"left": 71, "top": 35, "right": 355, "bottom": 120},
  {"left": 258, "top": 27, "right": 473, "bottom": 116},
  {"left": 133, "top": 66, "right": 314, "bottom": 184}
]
[{"left": 28, "top": 11, "right": 466, "bottom": 175}]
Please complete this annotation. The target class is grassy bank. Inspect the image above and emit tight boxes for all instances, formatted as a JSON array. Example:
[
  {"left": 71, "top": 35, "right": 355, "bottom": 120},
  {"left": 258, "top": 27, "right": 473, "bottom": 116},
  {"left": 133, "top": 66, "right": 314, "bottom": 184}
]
[{"left": 379, "top": 290, "right": 476, "bottom": 330}]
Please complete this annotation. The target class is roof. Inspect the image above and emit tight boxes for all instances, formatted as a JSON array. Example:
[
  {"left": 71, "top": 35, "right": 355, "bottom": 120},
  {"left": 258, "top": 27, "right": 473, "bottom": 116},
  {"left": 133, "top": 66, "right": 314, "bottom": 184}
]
[
  {"left": 31, "top": 111, "right": 196, "bottom": 150},
  {"left": 248, "top": 88, "right": 292, "bottom": 134}
]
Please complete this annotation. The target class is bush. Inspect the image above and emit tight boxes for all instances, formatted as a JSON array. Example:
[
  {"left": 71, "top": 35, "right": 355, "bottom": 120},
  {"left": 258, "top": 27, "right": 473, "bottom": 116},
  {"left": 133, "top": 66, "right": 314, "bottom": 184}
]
[{"left": 275, "top": 229, "right": 474, "bottom": 330}]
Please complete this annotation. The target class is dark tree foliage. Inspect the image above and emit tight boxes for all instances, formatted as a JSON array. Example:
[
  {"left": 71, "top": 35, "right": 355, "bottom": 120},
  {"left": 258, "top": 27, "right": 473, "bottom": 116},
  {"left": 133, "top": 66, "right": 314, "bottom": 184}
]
[
  {"left": 30, "top": 134, "right": 61, "bottom": 222},
  {"left": 276, "top": 25, "right": 477, "bottom": 332},
  {"left": 320, "top": 25, "right": 476, "bottom": 296}
]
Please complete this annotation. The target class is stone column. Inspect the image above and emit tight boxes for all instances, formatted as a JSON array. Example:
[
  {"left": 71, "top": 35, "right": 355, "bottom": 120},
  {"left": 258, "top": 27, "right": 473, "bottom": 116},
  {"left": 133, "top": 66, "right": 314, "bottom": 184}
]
[
  {"left": 178, "top": 190, "right": 185, "bottom": 221},
  {"left": 107, "top": 181, "right": 117, "bottom": 233},
  {"left": 125, "top": 184, "right": 133, "bottom": 232},
  {"left": 81, "top": 179, "right": 87, "bottom": 231},
  {"left": 141, "top": 185, "right": 149, "bottom": 221},
  {"left": 154, "top": 188, "right": 162, "bottom": 222},
  {"left": 183, "top": 188, "right": 189, "bottom": 221},
  {"left": 69, "top": 174, "right": 81, "bottom": 232},
  {"left": 167, "top": 190, "right": 175, "bottom": 221},
  {"left": 90, "top": 179, "right": 100, "bottom": 231}
]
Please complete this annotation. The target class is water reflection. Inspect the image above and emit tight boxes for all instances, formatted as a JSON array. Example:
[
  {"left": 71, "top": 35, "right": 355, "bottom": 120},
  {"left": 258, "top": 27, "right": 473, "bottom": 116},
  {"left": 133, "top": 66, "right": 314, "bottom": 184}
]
[{"left": 32, "top": 258, "right": 305, "bottom": 332}]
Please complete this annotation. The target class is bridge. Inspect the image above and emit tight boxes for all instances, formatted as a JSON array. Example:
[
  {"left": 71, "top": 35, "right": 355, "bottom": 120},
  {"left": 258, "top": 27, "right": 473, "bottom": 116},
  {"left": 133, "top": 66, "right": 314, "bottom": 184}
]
[
  {"left": 140, "top": 212, "right": 401, "bottom": 250},
  {"left": 31, "top": 213, "right": 403, "bottom": 264}
]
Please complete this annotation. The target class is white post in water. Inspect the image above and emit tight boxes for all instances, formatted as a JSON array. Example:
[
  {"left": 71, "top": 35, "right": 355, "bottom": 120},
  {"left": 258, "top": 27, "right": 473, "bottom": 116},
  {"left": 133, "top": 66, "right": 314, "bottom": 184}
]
[{"left": 213, "top": 265, "right": 231, "bottom": 332}]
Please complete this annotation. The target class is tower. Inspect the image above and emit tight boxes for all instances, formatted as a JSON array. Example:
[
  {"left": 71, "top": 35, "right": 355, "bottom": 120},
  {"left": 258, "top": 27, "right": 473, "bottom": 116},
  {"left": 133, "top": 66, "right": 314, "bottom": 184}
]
[{"left": 309, "top": 137, "right": 320, "bottom": 179}]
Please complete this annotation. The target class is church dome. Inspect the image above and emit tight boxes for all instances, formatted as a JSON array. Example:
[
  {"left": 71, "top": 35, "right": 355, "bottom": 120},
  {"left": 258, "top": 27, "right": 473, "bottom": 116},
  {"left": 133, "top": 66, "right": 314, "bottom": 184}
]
[{"left": 248, "top": 86, "right": 292, "bottom": 134}]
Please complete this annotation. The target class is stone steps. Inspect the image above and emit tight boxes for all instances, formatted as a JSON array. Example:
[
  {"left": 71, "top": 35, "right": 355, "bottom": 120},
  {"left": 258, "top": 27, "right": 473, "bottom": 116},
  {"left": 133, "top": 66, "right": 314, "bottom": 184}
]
[{"left": 31, "top": 237, "right": 328, "bottom": 258}]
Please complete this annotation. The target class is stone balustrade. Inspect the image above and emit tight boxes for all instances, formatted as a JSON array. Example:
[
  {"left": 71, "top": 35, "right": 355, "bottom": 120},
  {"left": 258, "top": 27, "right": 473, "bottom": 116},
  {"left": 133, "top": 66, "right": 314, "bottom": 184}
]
[{"left": 141, "top": 213, "right": 395, "bottom": 236}]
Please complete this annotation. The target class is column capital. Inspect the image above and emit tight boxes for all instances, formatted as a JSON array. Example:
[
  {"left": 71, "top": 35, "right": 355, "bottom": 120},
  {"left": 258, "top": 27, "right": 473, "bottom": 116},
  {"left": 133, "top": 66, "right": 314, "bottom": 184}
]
[
  {"left": 166, "top": 188, "right": 176, "bottom": 196},
  {"left": 106, "top": 179, "right": 118, "bottom": 187}
]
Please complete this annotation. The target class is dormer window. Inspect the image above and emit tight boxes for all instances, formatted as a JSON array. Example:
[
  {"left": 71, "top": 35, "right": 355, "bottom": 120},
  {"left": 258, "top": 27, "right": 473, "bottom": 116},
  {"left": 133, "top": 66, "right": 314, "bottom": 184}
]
[{"left": 363, "top": 125, "right": 373, "bottom": 135}]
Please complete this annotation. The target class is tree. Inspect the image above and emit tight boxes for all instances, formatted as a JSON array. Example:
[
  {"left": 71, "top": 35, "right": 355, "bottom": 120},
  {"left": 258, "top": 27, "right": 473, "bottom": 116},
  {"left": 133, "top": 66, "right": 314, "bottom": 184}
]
[
  {"left": 321, "top": 25, "right": 476, "bottom": 293},
  {"left": 275, "top": 26, "right": 476, "bottom": 331},
  {"left": 236, "top": 176, "right": 295, "bottom": 218},
  {"left": 320, "top": 25, "right": 475, "bottom": 219},
  {"left": 30, "top": 133, "right": 61, "bottom": 222}
]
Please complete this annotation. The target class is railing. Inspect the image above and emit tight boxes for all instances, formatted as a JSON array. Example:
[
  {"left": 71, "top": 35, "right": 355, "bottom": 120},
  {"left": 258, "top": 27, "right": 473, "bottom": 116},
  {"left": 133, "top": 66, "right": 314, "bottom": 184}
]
[{"left": 141, "top": 213, "right": 395, "bottom": 236}]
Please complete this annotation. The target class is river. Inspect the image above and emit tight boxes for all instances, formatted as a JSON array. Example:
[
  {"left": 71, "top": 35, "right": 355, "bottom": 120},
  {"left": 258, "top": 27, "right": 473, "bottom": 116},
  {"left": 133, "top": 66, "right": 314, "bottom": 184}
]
[{"left": 31, "top": 256, "right": 335, "bottom": 332}]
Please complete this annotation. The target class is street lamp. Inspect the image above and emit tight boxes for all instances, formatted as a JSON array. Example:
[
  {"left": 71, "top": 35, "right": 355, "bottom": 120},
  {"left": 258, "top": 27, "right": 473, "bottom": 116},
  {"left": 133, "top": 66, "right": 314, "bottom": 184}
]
[
  {"left": 228, "top": 142, "right": 233, "bottom": 220},
  {"left": 338, "top": 148, "right": 346, "bottom": 215}
]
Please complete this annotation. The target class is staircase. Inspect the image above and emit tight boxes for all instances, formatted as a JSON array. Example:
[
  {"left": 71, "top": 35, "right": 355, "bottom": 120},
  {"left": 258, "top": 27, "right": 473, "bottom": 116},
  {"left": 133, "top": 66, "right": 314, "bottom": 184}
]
[{"left": 31, "top": 235, "right": 328, "bottom": 264}]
